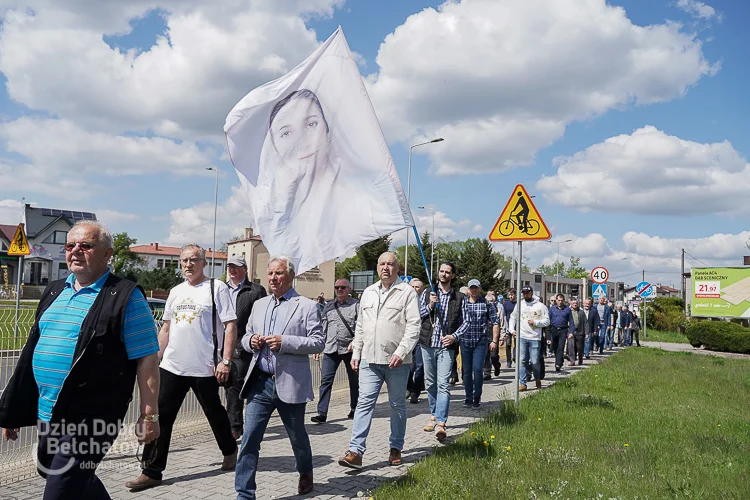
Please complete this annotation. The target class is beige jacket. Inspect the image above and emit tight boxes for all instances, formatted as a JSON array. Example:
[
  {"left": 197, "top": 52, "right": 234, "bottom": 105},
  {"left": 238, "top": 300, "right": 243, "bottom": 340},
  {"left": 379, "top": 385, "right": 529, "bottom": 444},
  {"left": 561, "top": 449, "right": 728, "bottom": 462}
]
[{"left": 351, "top": 280, "right": 421, "bottom": 365}]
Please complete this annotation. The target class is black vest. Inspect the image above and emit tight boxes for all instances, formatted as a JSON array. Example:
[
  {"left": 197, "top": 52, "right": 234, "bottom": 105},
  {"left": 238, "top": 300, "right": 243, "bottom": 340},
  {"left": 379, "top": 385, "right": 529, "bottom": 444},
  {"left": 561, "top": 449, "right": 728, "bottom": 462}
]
[
  {"left": 0, "top": 274, "right": 139, "bottom": 428},
  {"left": 419, "top": 289, "right": 464, "bottom": 348}
]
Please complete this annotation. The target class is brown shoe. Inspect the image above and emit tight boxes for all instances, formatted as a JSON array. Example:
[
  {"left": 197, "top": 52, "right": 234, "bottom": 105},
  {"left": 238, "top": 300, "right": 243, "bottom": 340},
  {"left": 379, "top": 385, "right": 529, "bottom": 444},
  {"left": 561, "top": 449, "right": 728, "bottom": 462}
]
[
  {"left": 519, "top": 384, "right": 527, "bottom": 392},
  {"left": 435, "top": 423, "right": 447, "bottom": 441},
  {"left": 124, "top": 474, "right": 162, "bottom": 492},
  {"left": 535, "top": 379, "right": 542, "bottom": 390},
  {"left": 569, "top": 362, "right": 575, "bottom": 367},
  {"left": 338, "top": 450, "right": 362, "bottom": 469},
  {"left": 221, "top": 449, "right": 238, "bottom": 471},
  {"left": 423, "top": 416, "right": 436, "bottom": 432},
  {"left": 298, "top": 473, "right": 314, "bottom": 495},
  {"left": 388, "top": 448, "right": 402, "bottom": 466}
]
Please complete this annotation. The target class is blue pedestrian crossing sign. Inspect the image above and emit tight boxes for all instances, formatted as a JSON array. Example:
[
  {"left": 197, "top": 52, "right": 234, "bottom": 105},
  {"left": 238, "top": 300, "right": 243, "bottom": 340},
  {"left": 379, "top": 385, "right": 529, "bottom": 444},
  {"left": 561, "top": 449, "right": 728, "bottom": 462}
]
[
  {"left": 400, "top": 275, "right": 413, "bottom": 283},
  {"left": 592, "top": 284, "right": 607, "bottom": 299}
]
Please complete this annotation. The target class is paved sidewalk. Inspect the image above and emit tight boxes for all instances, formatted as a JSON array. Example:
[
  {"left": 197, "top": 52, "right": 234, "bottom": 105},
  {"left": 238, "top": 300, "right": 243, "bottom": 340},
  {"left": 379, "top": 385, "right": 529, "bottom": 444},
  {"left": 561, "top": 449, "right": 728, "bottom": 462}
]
[{"left": 3, "top": 349, "right": 618, "bottom": 499}]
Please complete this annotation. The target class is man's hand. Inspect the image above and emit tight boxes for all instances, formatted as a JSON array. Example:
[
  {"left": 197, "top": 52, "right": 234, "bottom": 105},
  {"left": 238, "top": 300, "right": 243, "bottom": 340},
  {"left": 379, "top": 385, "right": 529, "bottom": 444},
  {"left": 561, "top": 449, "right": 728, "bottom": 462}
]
[
  {"left": 429, "top": 292, "right": 438, "bottom": 309},
  {"left": 215, "top": 362, "right": 230, "bottom": 384},
  {"left": 568, "top": 333, "right": 574, "bottom": 339},
  {"left": 135, "top": 418, "right": 160, "bottom": 445},
  {"left": 527, "top": 319, "right": 535, "bottom": 326},
  {"left": 347, "top": 343, "right": 353, "bottom": 353},
  {"left": 250, "top": 334, "right": 265, "bottom": 350},
  {"left": 441, "top": 334, "right": 456, "bottom": 347},
  {"left": 266, "top": 335, "right": 283, "bottom": 352},
  {"left": 312, "top": 353, "right": 320, "bottom": 361},
  {"left": 2, "top": 428, "right": 19, "bottom": 441},
  {"left": 351, "top": 359, "right": 360, "bottom": 371},
  {"left": 489, "top": 341, "right": 497, "bottom": 352},
  {"left": 388, "top": 354, "right": 403, "bottom": 369}
]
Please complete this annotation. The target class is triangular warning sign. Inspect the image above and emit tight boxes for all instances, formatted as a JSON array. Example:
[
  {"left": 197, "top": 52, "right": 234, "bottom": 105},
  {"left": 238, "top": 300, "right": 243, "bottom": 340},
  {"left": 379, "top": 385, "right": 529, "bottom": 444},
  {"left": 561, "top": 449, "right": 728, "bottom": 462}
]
[
  {"left": 8, "top": 223, "right": 30, "bottom": 256},
  {"left": 488, "top": 184, "right": 551, "bottom": 241}
]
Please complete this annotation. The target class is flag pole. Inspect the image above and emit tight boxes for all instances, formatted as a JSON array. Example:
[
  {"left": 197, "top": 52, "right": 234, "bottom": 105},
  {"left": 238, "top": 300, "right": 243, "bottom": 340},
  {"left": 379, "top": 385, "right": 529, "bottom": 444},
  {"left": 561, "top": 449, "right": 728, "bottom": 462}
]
[{"left": 411, "top": 226, "right": 435, "bottom": 292}]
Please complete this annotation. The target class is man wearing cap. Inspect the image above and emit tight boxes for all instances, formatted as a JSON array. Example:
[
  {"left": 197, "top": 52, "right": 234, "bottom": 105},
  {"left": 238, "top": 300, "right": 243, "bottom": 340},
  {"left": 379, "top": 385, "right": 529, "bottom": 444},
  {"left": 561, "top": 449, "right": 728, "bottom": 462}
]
[
  {"left": 448, "top": 279, "right": 500, "bottom": 409},
  {"left": 311, "top": 279, "right": 359, "bottom": 423},
  {"left": 225, "top": 256, "right": 267, "bottom": 440},
  {"left": 509, "top": 285, "right": 550, "bottom": 391}
]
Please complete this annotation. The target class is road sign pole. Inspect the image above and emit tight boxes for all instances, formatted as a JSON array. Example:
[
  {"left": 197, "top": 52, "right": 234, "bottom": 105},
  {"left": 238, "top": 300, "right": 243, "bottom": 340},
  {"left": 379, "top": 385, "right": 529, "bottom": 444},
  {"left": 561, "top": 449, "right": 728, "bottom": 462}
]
[
  {"left": 515, "top": 241, "right": 523, "bottom": 408},
  {"left": 14, "top": 255, "right": 23, "bottom": 338},
  {"left": 643, "top": 298, "right": 647, "bottom": 339}
]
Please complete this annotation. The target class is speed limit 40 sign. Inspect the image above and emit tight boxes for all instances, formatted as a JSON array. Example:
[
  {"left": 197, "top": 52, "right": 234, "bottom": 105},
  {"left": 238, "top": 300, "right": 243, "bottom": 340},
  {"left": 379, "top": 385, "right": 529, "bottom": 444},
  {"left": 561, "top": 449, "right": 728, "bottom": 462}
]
[{"left": 590, "top": 266, "right": 609, "bottom": 284}]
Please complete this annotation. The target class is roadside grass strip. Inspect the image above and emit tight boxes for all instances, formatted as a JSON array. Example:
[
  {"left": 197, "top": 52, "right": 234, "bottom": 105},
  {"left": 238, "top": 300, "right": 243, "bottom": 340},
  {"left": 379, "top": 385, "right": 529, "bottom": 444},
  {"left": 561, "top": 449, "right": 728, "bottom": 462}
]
[{"left": 375, "top": 348, "right": 750, "bottom": 499}]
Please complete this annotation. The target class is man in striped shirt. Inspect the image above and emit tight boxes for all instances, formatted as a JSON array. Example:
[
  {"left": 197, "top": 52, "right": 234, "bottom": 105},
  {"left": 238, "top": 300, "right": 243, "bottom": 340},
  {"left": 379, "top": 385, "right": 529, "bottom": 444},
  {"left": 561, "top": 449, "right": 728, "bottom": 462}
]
[{"left": 1, "top": 220, "right": 160, "bottom": 500}]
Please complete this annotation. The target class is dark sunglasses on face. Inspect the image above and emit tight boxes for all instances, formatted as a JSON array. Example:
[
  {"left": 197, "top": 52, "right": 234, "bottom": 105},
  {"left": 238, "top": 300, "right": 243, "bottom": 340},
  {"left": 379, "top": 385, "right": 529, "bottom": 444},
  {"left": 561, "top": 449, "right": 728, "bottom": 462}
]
[
  {"left": 64, "top": 241, "right": 97, "bottom": 252},
  {"left": 334, "top": 286, "right": 348, "bottom": 290}
]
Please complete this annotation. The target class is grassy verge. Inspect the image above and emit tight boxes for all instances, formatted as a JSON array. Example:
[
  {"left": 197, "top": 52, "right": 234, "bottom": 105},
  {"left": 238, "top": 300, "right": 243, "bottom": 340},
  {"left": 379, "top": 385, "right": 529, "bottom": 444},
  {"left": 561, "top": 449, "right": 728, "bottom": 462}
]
[
  {"left": 375, "top": 348, "right": 750, "bottom": 499},
  {"left": 643, "top": 328, "right": 690, "bottom": 344}
]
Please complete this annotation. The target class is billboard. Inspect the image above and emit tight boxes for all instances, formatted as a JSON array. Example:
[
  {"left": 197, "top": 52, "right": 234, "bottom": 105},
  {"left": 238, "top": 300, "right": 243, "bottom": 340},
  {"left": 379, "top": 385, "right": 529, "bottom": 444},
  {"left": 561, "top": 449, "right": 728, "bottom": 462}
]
[{"left": 691, "top": 267, "right": 750, "bottom": 318}]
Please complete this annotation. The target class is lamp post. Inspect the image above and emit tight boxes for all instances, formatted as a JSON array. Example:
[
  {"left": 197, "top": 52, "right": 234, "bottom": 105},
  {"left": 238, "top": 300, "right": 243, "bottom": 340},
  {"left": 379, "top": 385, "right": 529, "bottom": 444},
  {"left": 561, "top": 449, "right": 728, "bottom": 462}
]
[
  {"left": 206, "top": 167, "right": 219, "bottom": 278},
  {"left": 404, "top": 138, "right": 444, "bottom": 279},
  {"left": 548, "top": 239, "right": 572, "bottom": 294},
  {"left": 418, "top": 206, "right": 435, "bottom": 281}
]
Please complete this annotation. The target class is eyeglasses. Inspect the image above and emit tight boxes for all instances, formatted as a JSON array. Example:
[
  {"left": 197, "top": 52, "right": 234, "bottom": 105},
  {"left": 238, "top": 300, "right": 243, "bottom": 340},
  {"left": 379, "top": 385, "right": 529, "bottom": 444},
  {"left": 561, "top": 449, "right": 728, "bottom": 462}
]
[
  {"left": 334, "top": 286, "right": 348, "bottom": 290},
  {"left": 64, "top": 241, "right": 98, "bottom": 252}
]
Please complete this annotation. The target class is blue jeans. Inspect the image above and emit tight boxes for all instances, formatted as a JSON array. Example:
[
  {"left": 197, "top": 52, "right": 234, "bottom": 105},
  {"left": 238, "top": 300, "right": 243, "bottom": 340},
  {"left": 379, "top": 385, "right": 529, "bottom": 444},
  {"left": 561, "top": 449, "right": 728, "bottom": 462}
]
[
  {"left": 623, "top": 328, "right": 632, "bottom": 347},
  {"left": 316, "top": 351, "right": 358, "bottom": 416},
  {"left": 236, "top": 373, "right": 312, "bottom": 499},
  {"left": 604, "top": 327, "right": 614, "bottom": 349},
  {"left": 349, "top": 360, "right": 409, "bottom": 455},
  {"left": 519, "top": 338, "right": 542, "bottom": 386},
  {"left": 421, "top": 345, "right": 455, "bottom": 424},
  {"left": 460, "top": 340, "right": 488, "bottom": 402}
]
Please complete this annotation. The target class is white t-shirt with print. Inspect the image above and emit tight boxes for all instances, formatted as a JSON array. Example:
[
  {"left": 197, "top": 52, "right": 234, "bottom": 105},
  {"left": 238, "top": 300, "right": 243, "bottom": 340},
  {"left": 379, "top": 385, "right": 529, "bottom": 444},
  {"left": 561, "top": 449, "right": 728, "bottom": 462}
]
[{"left": 161, "top": 279, "right": 237, "bottom": 377}]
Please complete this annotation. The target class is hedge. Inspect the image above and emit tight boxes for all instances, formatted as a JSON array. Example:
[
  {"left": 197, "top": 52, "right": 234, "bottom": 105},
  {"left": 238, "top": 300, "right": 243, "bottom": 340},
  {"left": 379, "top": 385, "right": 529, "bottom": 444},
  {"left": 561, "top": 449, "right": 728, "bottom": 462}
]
[{"left": 685, "top": 321, "right": 750, "bottom": 354}]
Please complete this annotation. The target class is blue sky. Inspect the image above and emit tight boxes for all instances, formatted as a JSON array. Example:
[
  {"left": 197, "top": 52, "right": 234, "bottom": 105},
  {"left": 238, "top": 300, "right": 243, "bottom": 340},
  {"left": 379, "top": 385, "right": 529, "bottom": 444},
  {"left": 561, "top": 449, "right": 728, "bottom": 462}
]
[{"left": 0, "top": 0, "right": 747, "bottom": 287}]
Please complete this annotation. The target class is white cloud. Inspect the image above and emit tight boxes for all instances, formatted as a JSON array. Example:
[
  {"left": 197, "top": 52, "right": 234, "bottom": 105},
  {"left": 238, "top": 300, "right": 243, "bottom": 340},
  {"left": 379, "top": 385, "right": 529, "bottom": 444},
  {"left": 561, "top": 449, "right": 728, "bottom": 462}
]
[
  {"left": 0, "top": 199, "right": 23, "bottom": 225},
  {"left": 0, "top": 118, "right": 215, "bottom": 180},
  {"left": 676, "top": 0, "right": 721, "bottom": 20},
  {"left": 472, "top": 224, "right": 483, "bottom": 233},
  {"left": 368, "top": 0, "right": 718, "bottom": 175},
  {"left": 537, "top": 126, "right": 750, "bottom": 216},
  {"left": 96, "top": 209, "right": 140, "bottom": 226},
  {"left": 0, "top": 1, "right": 342, "bottom": 139},
  {"left": 391, "top": 210, "right": 465, "bottom": 246}
]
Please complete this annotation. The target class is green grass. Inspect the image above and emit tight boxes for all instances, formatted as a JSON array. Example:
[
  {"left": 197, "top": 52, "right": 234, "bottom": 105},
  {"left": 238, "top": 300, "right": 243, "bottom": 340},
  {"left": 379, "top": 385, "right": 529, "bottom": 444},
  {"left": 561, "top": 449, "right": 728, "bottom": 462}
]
[
  {"left": 375, "top": 348, "right": 750, "bottom": 499},
  {"left": 643, "top": 328, "right": 690, "bottom": 344},
  {"left": 0, "top": 308, "right": 34, "bottom": 350}
]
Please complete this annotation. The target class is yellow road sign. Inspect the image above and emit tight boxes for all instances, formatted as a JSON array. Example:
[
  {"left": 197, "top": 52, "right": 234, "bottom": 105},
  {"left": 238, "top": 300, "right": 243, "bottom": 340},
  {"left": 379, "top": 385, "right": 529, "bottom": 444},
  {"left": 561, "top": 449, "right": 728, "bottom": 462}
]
[
  {"left": 8, "top": 223, "right": 30, "bottom": 256},
  {"left": 489, "top": 184, "right": 551, "bottom": 241}
]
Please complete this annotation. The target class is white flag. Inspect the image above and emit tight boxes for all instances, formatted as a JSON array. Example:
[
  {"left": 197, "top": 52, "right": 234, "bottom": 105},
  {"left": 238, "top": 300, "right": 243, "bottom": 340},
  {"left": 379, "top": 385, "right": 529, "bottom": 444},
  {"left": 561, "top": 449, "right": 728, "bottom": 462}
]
[{"left": 224, "top": 27, "right": 413, "bottom": 274}]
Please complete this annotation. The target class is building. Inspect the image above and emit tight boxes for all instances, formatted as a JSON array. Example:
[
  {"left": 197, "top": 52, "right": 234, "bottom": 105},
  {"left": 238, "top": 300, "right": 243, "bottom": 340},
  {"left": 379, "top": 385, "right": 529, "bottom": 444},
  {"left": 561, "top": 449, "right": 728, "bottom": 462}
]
[
  {"left": 130, "top": 243, "right": 228, "bottom": 277},
  {"left": 509, "top": 271, "right": 625, "bottom": 304},
  {"left": 0, "top": 224, "right": 18, "bottom": 290},
  {"left": 226, "top": 228, "right": 335, "bottom": 299}
]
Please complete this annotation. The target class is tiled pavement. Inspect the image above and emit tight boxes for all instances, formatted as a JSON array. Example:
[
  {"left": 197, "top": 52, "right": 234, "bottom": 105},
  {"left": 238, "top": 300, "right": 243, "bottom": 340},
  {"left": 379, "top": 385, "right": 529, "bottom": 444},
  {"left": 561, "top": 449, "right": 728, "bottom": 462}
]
[{"left": 3, "top": 349, "right": 619, "bottom": 499}]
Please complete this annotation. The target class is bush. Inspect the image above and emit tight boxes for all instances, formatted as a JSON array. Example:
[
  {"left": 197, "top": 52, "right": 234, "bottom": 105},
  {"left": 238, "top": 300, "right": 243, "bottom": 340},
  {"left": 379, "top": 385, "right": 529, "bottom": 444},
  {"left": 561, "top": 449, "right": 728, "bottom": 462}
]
[
  {"left": 685, "top": 321, "right": 750, "bottom": 354},
  {"left": 640, "top": 297, "right": 687, "bottom": 332}
]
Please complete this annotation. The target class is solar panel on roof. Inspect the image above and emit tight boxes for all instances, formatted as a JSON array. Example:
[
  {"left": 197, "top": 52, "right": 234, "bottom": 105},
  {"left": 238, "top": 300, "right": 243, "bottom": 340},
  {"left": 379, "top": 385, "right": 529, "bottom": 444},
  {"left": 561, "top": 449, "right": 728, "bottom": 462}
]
[{"left": 39, "top": 208, "right": 97, "bottom": 221}]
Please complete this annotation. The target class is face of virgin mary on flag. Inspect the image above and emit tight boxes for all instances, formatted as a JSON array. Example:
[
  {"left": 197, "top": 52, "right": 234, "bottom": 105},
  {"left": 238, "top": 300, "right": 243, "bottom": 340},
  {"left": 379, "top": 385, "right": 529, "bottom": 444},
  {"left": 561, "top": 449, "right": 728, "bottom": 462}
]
[{"left": 225, "top": 27, "right": 414, "bottom": 275}]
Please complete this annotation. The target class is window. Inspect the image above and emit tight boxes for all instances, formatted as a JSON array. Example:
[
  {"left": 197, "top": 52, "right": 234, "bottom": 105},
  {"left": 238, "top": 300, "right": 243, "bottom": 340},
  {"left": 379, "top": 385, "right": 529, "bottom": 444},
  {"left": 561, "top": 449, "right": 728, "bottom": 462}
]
[{"left": 42, "top": 230, "right": 68, "bottom": 245}]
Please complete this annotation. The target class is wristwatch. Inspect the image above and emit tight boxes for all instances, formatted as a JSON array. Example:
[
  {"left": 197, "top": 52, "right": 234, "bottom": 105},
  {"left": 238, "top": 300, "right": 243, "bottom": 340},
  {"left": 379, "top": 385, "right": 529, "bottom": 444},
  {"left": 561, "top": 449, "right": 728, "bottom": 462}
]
[
  {"left": 142, "top": 414, "right": 159, "bottom": 422},
  {"left": 222, "top": 358, "right": 231, "bottom": 366}
]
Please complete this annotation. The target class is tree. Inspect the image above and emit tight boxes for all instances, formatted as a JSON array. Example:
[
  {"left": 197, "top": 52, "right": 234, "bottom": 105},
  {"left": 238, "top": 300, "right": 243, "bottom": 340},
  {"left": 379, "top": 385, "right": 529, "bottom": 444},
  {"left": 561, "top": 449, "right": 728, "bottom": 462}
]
[
  {"left": 136, "top": 268, "right": 184, "bottom": 291},
  {"left": 112, "top": 232, "right": 143, "bottom": 279},
  {"left": 564, "top": 256, "right": 588, "bottom": 279},
  {"left": 335, "top": 255, "right": 365, "bottom": 281},
  {"left": 460, "top": 238, "right": 503, "bottom": 291},
  {"left": 356, "top": 235, "right": 391, "bottom": 271},
  {"left": 219, "top": 235, "right": 244, "bottom": 253}
]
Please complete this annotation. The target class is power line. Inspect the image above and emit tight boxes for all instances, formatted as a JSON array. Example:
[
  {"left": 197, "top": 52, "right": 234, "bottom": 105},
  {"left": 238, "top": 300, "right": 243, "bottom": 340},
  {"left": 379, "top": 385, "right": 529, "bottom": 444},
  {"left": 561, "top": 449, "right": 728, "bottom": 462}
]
[{"left": 684, "top": 251, "right": 709, "bottom": 267}]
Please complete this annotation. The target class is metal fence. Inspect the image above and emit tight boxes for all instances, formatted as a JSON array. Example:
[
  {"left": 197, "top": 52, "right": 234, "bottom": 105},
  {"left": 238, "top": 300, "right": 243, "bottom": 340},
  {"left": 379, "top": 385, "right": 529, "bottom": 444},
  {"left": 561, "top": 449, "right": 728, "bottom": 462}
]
[{"left": 0, "top": 307, "right": 352, "bottom": 485}]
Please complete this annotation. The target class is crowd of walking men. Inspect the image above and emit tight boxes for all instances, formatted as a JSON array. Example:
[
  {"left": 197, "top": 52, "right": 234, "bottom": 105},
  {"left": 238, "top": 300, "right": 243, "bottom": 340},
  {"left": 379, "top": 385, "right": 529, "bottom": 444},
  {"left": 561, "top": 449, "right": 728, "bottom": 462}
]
[{"left": 0, "top": 219, "right": 640, "bottom": 499}]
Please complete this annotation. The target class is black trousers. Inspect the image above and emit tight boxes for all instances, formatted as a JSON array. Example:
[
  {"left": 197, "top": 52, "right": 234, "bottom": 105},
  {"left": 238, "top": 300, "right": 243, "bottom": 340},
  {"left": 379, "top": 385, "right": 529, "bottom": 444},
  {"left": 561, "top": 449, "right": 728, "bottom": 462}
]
[
  {"left": 37, "top": 417, "right": 119, "bottom": 499},
  {"left": 504, "top": 334, "right": 515, "bottom": 366},
  {"left": 407, "top": 344, "right": 425, "bottom": 395},
  {"left": 316, "top": 351, "right": 359, "bottom": 416},
  {"left": 143, "top": 368, "right": 237, "bottom": 480},
  {"left": 566, "top": 335, "right": 585, "bottom": 364},
  {"left": 226, "top": 349, "right": 253, "bottom": 433},
  {"left": 549, "top": 326, "right": 568, "bottom": 368},
  {"left": 633, "top": 329, "right": 641, "bottom": 346},
  {"left": 483, "top": 347, "right": 501, "bottom": 377}
]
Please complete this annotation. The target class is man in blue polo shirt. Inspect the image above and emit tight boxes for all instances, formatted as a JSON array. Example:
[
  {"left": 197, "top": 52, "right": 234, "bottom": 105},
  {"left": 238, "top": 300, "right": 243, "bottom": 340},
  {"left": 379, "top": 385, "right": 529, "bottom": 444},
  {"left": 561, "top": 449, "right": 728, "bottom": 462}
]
[{"left": 1, "top": 220, "right": 160, "bottom": 500}]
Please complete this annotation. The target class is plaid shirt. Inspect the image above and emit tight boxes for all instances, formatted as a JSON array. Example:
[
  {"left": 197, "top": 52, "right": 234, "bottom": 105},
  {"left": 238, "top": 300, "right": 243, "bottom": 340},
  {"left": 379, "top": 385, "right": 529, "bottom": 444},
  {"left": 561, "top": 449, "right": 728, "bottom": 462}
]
[
  {"left": 419, "top": 288, "right": 468, "bottom": 348},
  {"left": 457, "top": 297, "right": 499, "bottom": 348}
]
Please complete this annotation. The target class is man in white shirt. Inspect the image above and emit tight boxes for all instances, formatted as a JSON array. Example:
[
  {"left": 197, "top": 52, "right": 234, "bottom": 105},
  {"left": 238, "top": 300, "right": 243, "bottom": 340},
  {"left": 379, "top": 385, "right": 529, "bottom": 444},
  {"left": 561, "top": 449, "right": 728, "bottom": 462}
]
[
  {"left": 509, "top": 285, "right": 550, "bottom": 392},
  {"left": 338, "top": 252, "right": 420, "bottom": 469},
  {"left": 126, "top": 244, "right": 239, "bottom": 491}
]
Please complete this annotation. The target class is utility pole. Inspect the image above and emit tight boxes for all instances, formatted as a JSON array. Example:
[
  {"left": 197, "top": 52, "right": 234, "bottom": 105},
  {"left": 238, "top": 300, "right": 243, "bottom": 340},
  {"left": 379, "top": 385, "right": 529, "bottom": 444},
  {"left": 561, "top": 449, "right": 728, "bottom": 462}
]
[{"left": 681, "top": 248, "right": 686, "bottom": 302}]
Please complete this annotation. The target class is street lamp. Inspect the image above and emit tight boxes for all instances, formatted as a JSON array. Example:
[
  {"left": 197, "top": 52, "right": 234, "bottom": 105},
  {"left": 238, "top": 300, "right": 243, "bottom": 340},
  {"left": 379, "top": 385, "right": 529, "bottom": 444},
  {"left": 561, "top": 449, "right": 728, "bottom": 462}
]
[
  {"left": 418, "top": 206, "right": 435, "bottom": 281},
  {"left": 206, "top": 167, "right": 219, "bottom": 278},
  {"left": 548, "top": 239, "right": 572, "bottom": 294},
  {"left": 404, "top": 138, "right": 444, "bottom": 279}
]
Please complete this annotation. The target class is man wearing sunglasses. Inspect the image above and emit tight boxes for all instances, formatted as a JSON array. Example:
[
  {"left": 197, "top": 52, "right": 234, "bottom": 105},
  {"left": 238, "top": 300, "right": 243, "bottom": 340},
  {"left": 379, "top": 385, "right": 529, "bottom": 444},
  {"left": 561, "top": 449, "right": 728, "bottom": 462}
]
[
  {"left": 311, "top": 279, "right": 359, "bottom": 423},
  {"left": 1, "top": 221, "right": 160, "bottom": 499}
]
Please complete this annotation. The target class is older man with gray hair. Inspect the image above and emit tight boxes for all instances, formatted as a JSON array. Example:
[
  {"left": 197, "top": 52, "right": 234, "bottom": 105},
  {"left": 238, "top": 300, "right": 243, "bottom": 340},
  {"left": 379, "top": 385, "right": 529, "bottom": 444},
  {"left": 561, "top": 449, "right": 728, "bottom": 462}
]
[
  {"left": 235, "top": 256, "right": 325, "bottom": 498},
  {"left": 339, "top": 252, "right": 421, "bottom": 469}
]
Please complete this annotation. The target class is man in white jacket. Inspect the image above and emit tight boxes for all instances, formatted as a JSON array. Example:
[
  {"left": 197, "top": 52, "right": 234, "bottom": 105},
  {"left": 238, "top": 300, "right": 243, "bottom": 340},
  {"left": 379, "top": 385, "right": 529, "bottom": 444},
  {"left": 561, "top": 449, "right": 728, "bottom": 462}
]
[
  {"left": 338, "top": 252, "right": 421, "bottom": 469},
  {"left": 509, "top": 285, "right": 550, "bottom": 391}
]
